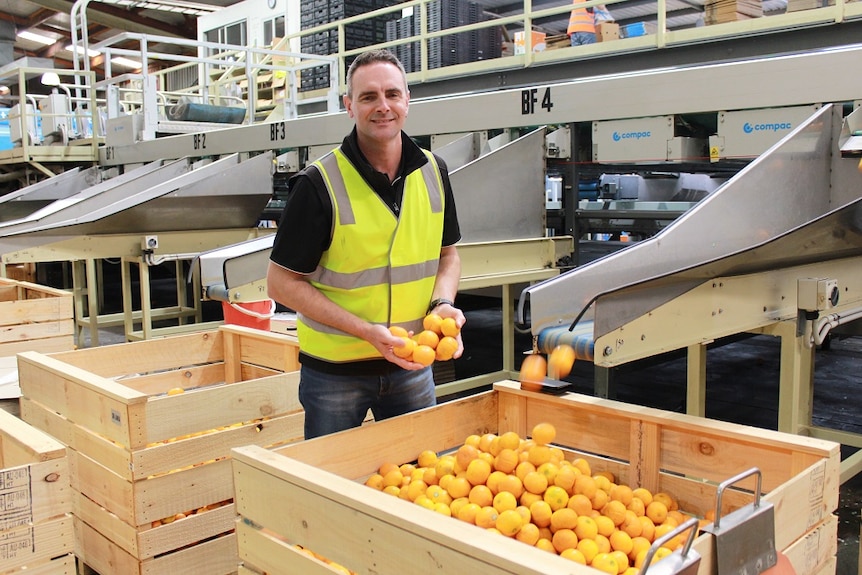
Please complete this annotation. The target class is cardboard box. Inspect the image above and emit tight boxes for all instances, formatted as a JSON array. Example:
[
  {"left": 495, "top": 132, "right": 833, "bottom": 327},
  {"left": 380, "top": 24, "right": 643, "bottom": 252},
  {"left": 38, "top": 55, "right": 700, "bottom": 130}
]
[
  {"left": 0, "top": 278, "right": 73, "bottom": 360},
  {"left": 17, "top": 325, "right": 302, "bottom": 575},
  {"left": 596, "top": 22, "right": 620, "bottom": 42},
  {"left": 232, "top": 380, "right": 840, "bottom": 575},
  {"left": 514, "top": 31, "right": 546, "bottom": 54},
  {"left": 0, "top": 409, "right": 74, "bottom": 573}
]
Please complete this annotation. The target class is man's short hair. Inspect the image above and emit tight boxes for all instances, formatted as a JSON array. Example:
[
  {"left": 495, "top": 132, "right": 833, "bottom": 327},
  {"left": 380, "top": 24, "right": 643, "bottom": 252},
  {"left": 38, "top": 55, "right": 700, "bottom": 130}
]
[{"left": 345, "top": 49, "right": 408, "bottom": 98}]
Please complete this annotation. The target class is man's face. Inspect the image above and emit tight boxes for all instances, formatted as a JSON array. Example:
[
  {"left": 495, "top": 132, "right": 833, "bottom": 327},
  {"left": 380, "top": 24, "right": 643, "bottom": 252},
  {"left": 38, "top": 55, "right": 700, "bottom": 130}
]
[{"left": 344, "top": 61, "right": 409, "bottom": 147}]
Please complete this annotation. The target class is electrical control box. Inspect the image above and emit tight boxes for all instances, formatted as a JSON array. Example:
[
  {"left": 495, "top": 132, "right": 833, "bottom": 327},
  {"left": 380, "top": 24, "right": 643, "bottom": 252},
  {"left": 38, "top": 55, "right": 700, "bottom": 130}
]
[
  {"left": 709, "top": 105, "right": 821, "bottom": 162},
  {"left": 592, "top": 115, "right": 706, "bottom": 163},
  {"left": 798, "top": 277, "right": 839, "bottom": 312}
]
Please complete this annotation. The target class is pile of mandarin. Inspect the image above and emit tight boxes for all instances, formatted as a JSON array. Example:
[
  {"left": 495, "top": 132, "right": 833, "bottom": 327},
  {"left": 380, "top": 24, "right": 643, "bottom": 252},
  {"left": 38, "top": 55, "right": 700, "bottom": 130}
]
[
  {"left": 389, "top": 312, "right": 460, "bottom": 367},
  {"left": 364, "top": 422, "right": 710, "bottom": 574}
]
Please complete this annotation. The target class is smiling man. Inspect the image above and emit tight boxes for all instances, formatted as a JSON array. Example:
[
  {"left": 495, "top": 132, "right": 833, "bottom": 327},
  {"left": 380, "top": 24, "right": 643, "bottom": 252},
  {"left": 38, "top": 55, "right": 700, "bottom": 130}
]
[{"left": 266, "top": 49, "right": 464, "bottom": 439}]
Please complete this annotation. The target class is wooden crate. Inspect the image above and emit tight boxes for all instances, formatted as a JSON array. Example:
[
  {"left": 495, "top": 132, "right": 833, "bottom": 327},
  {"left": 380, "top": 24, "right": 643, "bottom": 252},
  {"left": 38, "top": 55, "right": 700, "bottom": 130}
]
[
  {"left": 0, "top": 278, "right": 73, "bottom": 358},
  {"left": 0, "top": 408, "right": 74, "bottom": 574},
  {"left": 232, "top": 380, "right": 840, "bottom": 575},
  {"left": 16, "top": 325, "right": 302, "bottom": 575}
]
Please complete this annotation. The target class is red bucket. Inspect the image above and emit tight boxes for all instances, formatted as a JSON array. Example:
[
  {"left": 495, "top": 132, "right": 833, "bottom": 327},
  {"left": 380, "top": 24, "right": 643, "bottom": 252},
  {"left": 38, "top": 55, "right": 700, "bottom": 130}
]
[{"left": 221, "top": 299, "right": 275, "bottom": 331}]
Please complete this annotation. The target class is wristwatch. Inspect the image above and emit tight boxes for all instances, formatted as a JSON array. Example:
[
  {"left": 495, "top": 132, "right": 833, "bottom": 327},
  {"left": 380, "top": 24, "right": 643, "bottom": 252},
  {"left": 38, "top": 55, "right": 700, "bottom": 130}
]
[{"left": 427, "top": 298, "right": 455, "bottom": 314}]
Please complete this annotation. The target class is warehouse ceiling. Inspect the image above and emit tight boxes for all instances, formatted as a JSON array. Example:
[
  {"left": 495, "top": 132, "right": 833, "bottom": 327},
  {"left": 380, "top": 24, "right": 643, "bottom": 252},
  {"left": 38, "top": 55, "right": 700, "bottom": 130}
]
[{"left": 0, "top": 0, "right": 240, "bottom": 73}]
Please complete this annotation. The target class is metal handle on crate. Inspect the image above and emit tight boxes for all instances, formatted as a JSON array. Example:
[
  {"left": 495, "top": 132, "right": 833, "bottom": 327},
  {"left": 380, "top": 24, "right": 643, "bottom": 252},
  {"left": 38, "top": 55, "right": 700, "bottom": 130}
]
[
  {"left": 640, "top": 517, "right": 700, "bottom": 574},
  {"left": 712, "top": 467, "right": 762, "bottom": 530}
]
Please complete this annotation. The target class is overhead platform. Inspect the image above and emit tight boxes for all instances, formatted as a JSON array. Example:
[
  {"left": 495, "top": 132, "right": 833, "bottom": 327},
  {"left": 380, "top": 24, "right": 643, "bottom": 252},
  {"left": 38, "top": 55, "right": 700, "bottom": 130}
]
[{"left": 519, "top": 103, "right": 862, "bottom": 481}]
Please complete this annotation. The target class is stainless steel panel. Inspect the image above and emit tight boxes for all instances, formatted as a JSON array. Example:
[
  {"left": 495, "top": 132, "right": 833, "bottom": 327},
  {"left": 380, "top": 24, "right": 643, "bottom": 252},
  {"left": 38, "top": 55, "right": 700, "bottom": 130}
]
[
  {"left": 452, "top": 127, "right": 547, "bottom": 243},
  {"left": 0, "top": 166, "right": 100, "bottom": 223},
  {"left": 520, "top": 104, "right": 841, "bottom": 336}
]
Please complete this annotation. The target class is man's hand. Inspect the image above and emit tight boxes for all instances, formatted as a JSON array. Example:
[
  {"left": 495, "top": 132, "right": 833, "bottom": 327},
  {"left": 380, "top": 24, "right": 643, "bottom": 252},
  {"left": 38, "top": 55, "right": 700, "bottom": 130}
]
[{"left": 367, "top": 324, "right": 426, "bottom": 370}]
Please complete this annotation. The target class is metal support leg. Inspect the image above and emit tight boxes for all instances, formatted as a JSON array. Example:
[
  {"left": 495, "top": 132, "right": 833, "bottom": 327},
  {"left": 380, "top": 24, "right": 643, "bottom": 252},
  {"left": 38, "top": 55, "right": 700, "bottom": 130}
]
[
  {"left": 595, "top": 365, "right": 615, "bottom": 399},
  {"left": 121, "top": 257, "right": 134, "bottom": 342},
  {"left": 502, "top": 283, "right": 514, "bottom": 371},
  {"left": 774, "top": 321, "right": 815, "bottom": 435},
  {"left": 686, "top": 342, "right": 708, "bottom": 417}
]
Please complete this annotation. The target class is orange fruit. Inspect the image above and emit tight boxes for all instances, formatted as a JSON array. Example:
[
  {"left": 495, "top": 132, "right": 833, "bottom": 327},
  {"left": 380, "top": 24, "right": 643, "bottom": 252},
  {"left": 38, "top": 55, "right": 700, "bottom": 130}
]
[
  {"left": 382, "top": 469, "right": 404, "bottom": 488},
  {"left": 515, "top": 461, "right": 536, "bottom": 482},
  {"left": 626, "top": 497, "right": 646, "bottom": 517},
  {"left": 486, "top": 470, "right": 507, "bottom": 494},
  {"left": 653, "top": 492, "right": 677, "bottom": 511},
  {"left": 631, "top": 487, "right": 653, "bottom": 506},
  {"left": 609, "top": 484, "right": 634, "bottom": 506},
  {"left": 392, "top": 336, "right": 415, "bottom": 359},
  {"left": 575, "top": 514, "right": 599, "bottom": 540},
  {"left": 494, "top": 448, "right": 519, "bottom": 474},
  {"left": 531, "top": 422, "right": 556, "bottom": 445},
  {"left": 407, "top": 479, "right": 428, "bottom": 501},
  {"left": 167, "top": 387, "right": 185, "bottom": 395},
  {"left": 454, "top": 444, "right": 479, "bottom": 471},
  {"left": 422, "top": 313, "right": 444, "bottom": 335},
  {"left": 425, "top": 484, "right": 451, "bottom": 506},
  {"left": 456, "top": 502, "right": 481, "bottom": 524},
  {"left": 537, "top": 462, "right": 560, "bottom": 485},
  {"left": 496, "top": 509, "right": 524, "bottom": 536},
  {"left": 435, "top": 336, "right": 458, "bottom": 361},
  {"left": 552, "top": 528, "right": 579, "bottom": 553},
  {"left": 468, "top": 484, "right": 494, "bottom": 508},
  {"left": 520, "top": 491, "right": 542, "bottom": 508},
  {"left": 638, "top": 516, "right": 656, "bottom": 542},
  {"left": 498, "top": 431, "right": 521, "bottom": 451},
  {"left": 383, "top": 484, "right": 401, "bottom": 496},
  {"left": 646, "top": 501, "right": 668, "bottom": 525},
  {"left": 548, "top": 344, "right": 576, "bottom": 378},
  {"left": 610, "top": 550, "right": 631, "bottom": 573},
  {"left": 568, "top": 493, "right": 594, "bottom": 516},
  {"left": 523, "top": 471, "right": 549, "bottom": 495},
  {"left": 555, "top": 466, "right": 578, "bottom": 494},
  {"left": 550, "top": 507, "right": 578, "bottom": 531},
  {"left": 474, "top": 506, "right": 499, "bottom": 529},
  {"left": 434, "top": 456, "right": 455, "bottom": 479},
  {"left": 591, "top": 489, "right": 610, "bottom": 511},
  {"left": 561, "top": 547, "right": 587, "bottom": 564},
  {"left": 629, "top": 536, "right": 652, "bottom": 562},
  {"left": 412, "top": 344, "right": 436, "bottom": 367},
  {"left": 389, "top": 325, "right": 409, "bottom": 338},
  {"left": 364, "top": 473, "right": 384, "bottom": 489},
  {"left": 415, "top": 329, "right": 440, "bottom": 349},
  {"left": 493, "top": 490, "right": 518, "bottom": 513},
  {"left": 530, "top": 500, "right": 553, "bottom": 528},
  {"left": 620, "top": 511, "right": 643, "bottom": 537},
  {"left": 527, "top": 445, "right": 552, "bottom": 468},
  {"left": 594, "top": 514, "right": 616, "bottom": 538},
  {"left": 519, "top": 354, "right": 547, "bottom": 390},
  {"left": 544, "top": 485, "right": 569, "bottom": 511},
  {"left": 578, "top": 538, "right": 600, "bottom": 563},
  {"left": 447, "top": 476, "right": 471, "bottom": 499},
  {"left": 602, "top": 500, "right": 628, "bottom": 526},
  {"left": 417, "top": 449, "right": 438, "bottom": 468},
  {"left": 440, "top": 317, "right": 460, "bottom": 337},
  {"left": 536, "top": 538, "right": 556, "bottom": 554},
  {"left": 465, "top": 458, "right": 491, "bottom": 486},
  {"left": 497, "top": 474, "right": 524, "bottom": 499},
  {"left": 575, "top": 475, "right": 598, "bottom": 498},
  {"left": 515, "top": 522, "right": 541, "bottom": 546},
  {"left": 591, "top": 552, "right": 620, "bottom": 575},
  {"left": 609, "top": 530, "right": 634, "bottom": 555}
]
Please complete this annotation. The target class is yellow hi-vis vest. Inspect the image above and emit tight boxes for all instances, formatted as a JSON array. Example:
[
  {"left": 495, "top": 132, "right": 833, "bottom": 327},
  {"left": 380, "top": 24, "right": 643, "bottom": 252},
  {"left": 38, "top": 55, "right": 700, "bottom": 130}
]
[
  {"left": 297, "top": 147, "right": 446, "bottom": 363},
  {"left": 568, "top": 0, "right": 594, "bottom": 34}
]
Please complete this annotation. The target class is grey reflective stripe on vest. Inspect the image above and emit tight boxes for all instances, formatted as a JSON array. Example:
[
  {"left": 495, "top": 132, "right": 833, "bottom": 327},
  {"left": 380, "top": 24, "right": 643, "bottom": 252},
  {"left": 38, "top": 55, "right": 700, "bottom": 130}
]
[
  {"left": 310, "top": 259, "right": 438, "bottom": 289},
  {"left": 318, "top": 153, "right": 355, "bottom": 225},
  {"left": 299, "top": 314, "right": 424, "bottom": 337},
  {"left": 317, "top": 150, "right": 444, "bottom": 225}
]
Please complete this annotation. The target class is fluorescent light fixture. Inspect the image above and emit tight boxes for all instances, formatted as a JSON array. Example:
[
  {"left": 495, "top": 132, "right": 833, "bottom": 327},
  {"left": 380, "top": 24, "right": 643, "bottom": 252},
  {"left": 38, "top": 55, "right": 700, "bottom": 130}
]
[
  {"left": 111, "top": 57, "right": 142, "bottom": 69},
  {"left": 17, "top": 30, "right": 57, "bottom": 45},
  {"left": 66, "top": 44, "right": 100, "bottom": 58}
]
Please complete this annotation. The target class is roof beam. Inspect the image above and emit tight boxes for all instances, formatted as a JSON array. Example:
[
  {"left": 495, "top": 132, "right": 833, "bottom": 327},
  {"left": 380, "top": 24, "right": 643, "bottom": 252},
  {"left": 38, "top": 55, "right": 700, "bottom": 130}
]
[{"left": 21, "top": 0, "right": 191, "bottom": 38}]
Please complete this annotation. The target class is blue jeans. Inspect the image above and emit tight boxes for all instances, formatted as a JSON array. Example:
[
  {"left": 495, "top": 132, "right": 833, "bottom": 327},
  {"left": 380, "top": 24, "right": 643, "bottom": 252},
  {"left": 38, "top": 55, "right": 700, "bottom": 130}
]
[
  {"left": 299, "top": 365, "right": 436, "bottom": 439},
  {"left": 571, "top": 32, "right": 597, "bottom": 46}
]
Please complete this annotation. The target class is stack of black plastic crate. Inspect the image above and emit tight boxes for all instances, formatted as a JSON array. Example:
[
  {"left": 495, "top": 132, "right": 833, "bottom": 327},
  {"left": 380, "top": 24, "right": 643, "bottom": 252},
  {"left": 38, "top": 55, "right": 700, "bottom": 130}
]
[
  {"left": 299, "top": 0, "right": 401, "bottom": 92},
  {"left": 385, "top": 0, "right": 501, "bottom": 73}
]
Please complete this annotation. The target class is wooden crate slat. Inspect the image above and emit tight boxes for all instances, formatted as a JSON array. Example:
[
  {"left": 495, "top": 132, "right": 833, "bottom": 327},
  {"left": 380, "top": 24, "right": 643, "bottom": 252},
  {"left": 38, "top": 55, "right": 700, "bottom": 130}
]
[
  {"left": 49, "top": 331, "right": 224, "bottom": 378},
  {"left": 219, "top": 325, "right": 300, "bottom": 373},
  {"left": 143, "top": 371, "right": 300, "bottom": 444},
  {"left": 235, "top": 519, "right": 374, "bottom": 575},
  {"left": 0, "top": 408, "right": 66, "bottom": 467},
  {"left": 273, "top": 391, "right": 498, "bottom": 479},
  {"left": 0, "top": 297, "right": 71, "bottom": 329},
  {"left": 783, "top": 515, "right": 837, "bottom": 575},
  {"left": 0, "top": 515, "right": 74, "bottom": 573},
  {"left": 113, "top": 363, "right": 228, "bottom": 396},
  {"left": 0, "top": 552, "right": 76, "bottom": 575},
  {"left": 0, "top": 336, "right": 74, "bottom": 358},
  {"left": 74, "top": 490, "right": 236, "bottom": 560},
  {"left": 232, "top": 450, "right": 587, "bottom": 575}
]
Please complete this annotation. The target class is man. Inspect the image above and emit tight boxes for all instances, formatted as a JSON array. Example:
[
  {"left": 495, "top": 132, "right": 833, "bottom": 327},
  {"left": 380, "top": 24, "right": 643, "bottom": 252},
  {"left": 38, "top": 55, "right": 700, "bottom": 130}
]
[
  {"left": 568, "top": 0, "right": 597, "bottom": 46},
  {"left": 267, "top": 49, "right": 464, "bottom": 439}
]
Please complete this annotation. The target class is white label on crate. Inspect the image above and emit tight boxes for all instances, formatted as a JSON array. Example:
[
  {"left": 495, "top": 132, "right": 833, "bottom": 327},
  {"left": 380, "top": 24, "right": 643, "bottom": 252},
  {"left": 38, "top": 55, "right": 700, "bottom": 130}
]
[
  {"left": 112, "top": 409, "right": 121, "bottom": 425},
  {"left": 0, "top": 467, "right": 33, "bottom": 534}
]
